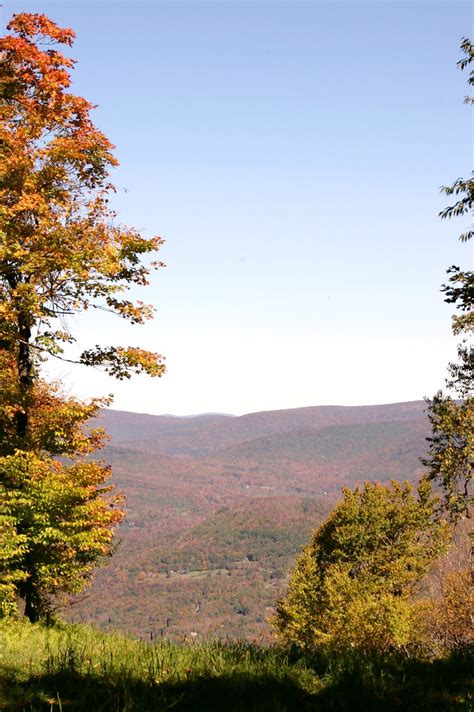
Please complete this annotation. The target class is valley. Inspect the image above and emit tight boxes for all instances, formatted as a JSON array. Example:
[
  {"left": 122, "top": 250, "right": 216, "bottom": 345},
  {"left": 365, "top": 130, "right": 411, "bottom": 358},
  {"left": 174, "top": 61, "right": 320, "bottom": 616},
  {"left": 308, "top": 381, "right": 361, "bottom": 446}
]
[{"left": 66, "top": 401, "right": 430, "bottom": 640}]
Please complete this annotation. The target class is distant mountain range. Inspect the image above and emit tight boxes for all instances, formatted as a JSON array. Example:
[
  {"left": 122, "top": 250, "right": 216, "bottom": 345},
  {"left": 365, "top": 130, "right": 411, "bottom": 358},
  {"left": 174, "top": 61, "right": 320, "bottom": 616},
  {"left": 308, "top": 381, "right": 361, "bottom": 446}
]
[
  {"left": 97, "top": 400, "right": 427, "bottom": 457},
  {"left": 67, "top": 401, "right": 430, "bottom": 640}
]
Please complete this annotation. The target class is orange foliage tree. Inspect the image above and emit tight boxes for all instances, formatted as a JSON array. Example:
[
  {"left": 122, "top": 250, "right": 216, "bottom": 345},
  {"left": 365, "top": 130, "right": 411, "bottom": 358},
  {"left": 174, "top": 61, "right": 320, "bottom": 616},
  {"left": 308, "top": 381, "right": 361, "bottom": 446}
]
[
  {"left": 0, "top": 13, "right": 165, "bottom": 620},
  {"left": 0, "top": 12, "right": 165, "bottom": 439}
]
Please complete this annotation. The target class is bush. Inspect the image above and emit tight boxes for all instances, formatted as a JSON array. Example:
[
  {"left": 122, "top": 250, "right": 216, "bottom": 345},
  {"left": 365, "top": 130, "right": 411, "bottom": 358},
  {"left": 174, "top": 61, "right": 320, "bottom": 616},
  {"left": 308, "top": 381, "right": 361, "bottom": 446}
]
[{"left": 272, "top": 480, "right": 449, "bottom": 656}]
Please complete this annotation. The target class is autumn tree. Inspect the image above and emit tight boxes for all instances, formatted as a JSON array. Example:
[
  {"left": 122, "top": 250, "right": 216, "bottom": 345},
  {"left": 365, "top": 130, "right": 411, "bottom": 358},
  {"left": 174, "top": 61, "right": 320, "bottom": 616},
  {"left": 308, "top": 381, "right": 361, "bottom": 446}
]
[
  {"left": 0, "top": 13, "right": 165, "bottom": 620},
  {"left": 0, "top": 12, "right": 165, "bottom": 440},
  {"left": 418, "top": 519, "right": 474, "bottom": 656},
  {"left": 423, "top": 38, "right": 473, "bottom": 522},
  {"left": 272, "top": 481, "right": 448, "bottom": 655}
]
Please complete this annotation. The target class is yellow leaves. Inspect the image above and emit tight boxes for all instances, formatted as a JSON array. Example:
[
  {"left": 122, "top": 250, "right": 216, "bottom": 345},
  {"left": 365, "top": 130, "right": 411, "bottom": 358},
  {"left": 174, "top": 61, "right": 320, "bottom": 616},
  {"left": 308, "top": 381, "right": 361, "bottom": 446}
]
[
  {"left": 105, "top": 298, "right": 155, "bottom": 324},
  {"left": 117, "top": 347, "right": 166, "bottom": 378},
  {"left": 309, "top": 565, "right": 417, "bottom": 653},
  {"left": 273, "top": 481, "right": 449, "bottom": 655},
  {"left": 78, "top": 345, "right": 165, "bottom": 379}
]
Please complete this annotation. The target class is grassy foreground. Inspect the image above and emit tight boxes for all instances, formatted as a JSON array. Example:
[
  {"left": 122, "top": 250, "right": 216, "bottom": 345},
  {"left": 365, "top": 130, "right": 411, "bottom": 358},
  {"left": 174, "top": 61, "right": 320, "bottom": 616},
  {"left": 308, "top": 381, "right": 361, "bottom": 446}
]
[{"left": 0, "top": 620, "right": 472, "bottom": 711}]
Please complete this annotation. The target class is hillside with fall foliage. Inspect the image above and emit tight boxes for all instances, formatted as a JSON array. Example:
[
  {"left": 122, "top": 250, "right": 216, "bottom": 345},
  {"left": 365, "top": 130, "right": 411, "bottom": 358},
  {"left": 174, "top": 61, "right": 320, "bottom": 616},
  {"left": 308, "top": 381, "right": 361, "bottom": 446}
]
[{"left": 65, "top": 401, "right": 431, "bottom": 640}]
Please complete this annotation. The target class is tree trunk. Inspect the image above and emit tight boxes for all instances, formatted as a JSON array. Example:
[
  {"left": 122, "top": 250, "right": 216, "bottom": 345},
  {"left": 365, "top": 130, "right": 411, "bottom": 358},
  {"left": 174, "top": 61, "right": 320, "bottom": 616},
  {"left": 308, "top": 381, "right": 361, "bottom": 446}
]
[
  {"left": 13, "top": 308, "right": 35, "bottom": 618},
  {"left": 16, "top": 312, "right": 32, "bottom": 440},
  {"left": 20, "top": 576, "right": 40, "bottom": 623},
  {"left": 6, "top": 271, "right": 33, "bottom": 442}
]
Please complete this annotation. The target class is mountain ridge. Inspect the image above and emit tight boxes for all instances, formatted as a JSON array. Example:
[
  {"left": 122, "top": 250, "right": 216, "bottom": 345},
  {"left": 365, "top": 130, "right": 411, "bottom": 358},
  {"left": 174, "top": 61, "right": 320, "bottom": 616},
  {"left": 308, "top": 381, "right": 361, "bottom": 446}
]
[{"left": 97, "top": 400, "right": 427, "bottom": 457}]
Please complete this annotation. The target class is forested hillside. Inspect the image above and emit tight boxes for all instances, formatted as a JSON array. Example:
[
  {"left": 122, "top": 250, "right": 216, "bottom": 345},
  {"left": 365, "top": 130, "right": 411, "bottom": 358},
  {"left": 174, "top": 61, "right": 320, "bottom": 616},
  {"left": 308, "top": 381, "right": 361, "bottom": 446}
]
[{"left": 66, "top": 401, "right": 431, "bottom": 639}]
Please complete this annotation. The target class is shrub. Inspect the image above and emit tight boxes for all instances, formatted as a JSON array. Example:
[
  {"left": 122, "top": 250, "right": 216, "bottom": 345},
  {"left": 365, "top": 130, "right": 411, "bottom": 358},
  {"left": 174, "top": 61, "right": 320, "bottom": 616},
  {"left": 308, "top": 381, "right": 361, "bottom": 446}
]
[{"left": 272, "top": 480, "right": 449, "bottom": 656}]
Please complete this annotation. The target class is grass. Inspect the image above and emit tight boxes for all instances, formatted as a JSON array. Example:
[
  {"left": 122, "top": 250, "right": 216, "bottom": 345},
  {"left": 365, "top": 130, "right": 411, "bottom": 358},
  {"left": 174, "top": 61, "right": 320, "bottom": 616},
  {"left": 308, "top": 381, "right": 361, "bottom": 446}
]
[
  {"left": 0, "top": 620, "right": 472, "bottom": 711},
  {"left": 0, "top": 620, "right": 319, "bottom": 711}
]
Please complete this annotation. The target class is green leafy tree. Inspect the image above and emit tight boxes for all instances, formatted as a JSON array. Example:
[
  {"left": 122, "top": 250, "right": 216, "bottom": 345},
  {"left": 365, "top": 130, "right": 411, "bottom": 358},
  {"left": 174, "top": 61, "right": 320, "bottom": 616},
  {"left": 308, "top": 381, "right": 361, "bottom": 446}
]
[
  {"left": 0, "top": 351, "right": 124, "bottom": 621},
  {"left": 423, "top": 394, "right": 473, "bottom": 521},
  {"left": 1, "top": 450, "right": 123, "bottom": 622},
  {"left": 423, "top": 38, "right": 473, "bottom": 522},
  {"left": 272, "top": 481, "right": 448, "bottom": 655},
  {"left": 0, "top": 512, "right": 27, "bottom": 616}
]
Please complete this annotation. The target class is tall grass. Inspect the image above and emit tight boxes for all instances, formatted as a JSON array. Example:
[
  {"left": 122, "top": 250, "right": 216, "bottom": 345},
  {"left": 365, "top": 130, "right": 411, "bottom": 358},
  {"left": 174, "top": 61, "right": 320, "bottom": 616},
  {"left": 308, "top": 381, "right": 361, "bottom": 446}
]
[
  {"left": 0, "top": 620, "right": 318, "bottom": 711},
  {"left": 0, "top": 620, "right": 471, "bottom": 711}
]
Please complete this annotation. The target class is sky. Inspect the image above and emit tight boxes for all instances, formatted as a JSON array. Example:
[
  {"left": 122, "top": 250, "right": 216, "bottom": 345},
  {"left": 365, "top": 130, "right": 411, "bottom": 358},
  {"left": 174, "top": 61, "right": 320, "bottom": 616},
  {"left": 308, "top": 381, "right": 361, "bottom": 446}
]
[{"left": 2, "top": 0, "right": 473, "bottom": 416}]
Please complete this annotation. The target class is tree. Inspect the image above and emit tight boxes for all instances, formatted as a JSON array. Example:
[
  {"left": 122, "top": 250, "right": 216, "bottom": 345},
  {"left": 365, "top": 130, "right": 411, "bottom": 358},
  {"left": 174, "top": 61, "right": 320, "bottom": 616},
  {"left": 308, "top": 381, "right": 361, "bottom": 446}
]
[
  {"left": 0, "top": 512, "right": 27, "bottom": 616},
  {"left": 0, "top": 14, "right": 164, "bottom": 620},
  {"left": 0, "top": 350, "right": 124, "bottom": 621},
  {"left": 0, "top": 13, "right": 165, "bottom": 444},
  {"left": 272, "top": 481, "right": 448, "bottom": 655},
  {"left": 423, "top": 393, "right": 473, "bottom": 521},
  {"left": 418, "top": 519, "right": 474, "bottom": 656},
  {"left": 423, "top": 38, "right": 473, "bottom": 522}
]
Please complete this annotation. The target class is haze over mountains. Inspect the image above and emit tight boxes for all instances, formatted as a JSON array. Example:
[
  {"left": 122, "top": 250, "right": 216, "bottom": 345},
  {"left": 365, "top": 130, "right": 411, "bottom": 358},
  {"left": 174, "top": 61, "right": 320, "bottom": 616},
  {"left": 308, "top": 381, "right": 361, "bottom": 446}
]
[{"left": 68, "top": 401, "right": 430, "bottom": 640}]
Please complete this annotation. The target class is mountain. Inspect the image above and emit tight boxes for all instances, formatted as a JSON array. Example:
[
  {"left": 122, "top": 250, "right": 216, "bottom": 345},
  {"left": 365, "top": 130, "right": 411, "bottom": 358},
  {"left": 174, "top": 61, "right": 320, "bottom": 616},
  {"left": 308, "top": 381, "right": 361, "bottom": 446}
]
[
  {"left": 97, "top": 400, "right": 425, "bottom": 456},
  {"left": 67, "top": 401, "right": 430, "bottom": 640}
]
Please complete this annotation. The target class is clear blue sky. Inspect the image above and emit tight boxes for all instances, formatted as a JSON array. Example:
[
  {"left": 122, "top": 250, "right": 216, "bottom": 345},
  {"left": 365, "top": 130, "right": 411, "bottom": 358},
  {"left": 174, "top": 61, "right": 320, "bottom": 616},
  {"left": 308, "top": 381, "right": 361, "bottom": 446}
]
[{"left": 2, "top": 1, "right": 472, "bottom": 415}]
